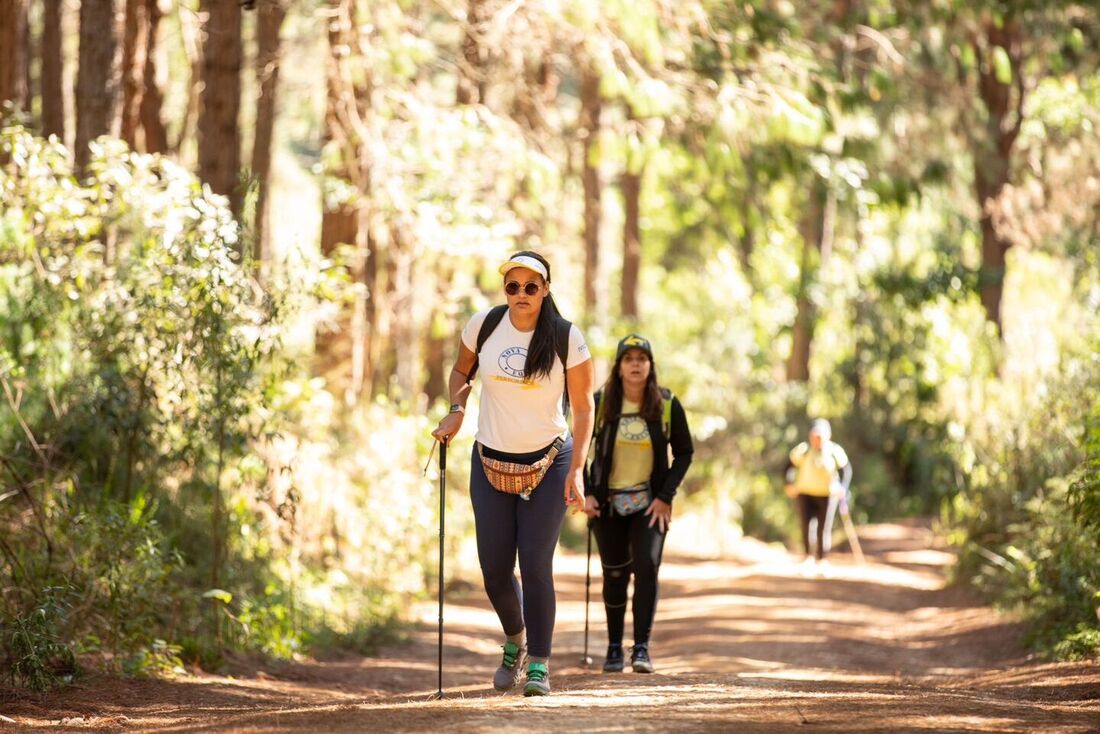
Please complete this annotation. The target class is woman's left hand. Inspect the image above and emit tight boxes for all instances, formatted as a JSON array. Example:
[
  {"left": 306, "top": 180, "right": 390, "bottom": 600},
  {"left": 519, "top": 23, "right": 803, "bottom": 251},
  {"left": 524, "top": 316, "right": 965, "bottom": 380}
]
[
  {"left": 645, "top": 498, "right": 672, "bottom": 533},
  {"left": 564, "top": 466, "right": 586, "bottom": 512}
]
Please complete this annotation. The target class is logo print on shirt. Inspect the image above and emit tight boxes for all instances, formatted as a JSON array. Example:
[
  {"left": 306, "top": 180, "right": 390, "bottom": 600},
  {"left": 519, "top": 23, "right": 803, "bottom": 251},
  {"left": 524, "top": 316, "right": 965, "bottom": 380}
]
[
  {"left": 621, "top": 416, "right": 648, "bottom": 441},
  {"left": 498, "top": 347, "right": 527, "bottom": 379}
]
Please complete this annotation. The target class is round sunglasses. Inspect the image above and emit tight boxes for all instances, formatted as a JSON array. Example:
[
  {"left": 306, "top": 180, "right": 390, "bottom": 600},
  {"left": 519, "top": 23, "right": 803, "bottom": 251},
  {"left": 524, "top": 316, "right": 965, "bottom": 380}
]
[{"left": 505, "top": 281, "right": 542, "bottom": 296}]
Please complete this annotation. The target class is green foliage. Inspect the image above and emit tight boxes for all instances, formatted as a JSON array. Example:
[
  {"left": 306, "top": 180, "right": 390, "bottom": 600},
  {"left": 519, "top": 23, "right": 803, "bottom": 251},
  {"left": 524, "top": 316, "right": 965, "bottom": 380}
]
[
  {"left": 1, "top": 587, "right": 77, "bottom": 691},
  {"left": 944, "top": 348, "right": 1100, "bottom": 659},
  {"left": 2, "top": 0, "right": 1098, "bottom": 687},
  {"left": 1068, "top": 390, "right": 1100, "bottom": 533},
  {"left": 123, "top": 639, "right": 186, "bottom": 678},
  {"left": 0, "top": 125, "right": 382, "bottom": 684}
]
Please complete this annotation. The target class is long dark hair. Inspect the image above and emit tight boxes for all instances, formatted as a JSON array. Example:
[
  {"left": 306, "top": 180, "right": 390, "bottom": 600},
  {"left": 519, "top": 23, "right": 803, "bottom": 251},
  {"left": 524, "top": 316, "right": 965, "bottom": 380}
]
[
  {"left": 507, "top": 250, "right": 563, "bottom": 382},
  {"left": 600, "top": 350, "right": 663, "bottom": 429}
]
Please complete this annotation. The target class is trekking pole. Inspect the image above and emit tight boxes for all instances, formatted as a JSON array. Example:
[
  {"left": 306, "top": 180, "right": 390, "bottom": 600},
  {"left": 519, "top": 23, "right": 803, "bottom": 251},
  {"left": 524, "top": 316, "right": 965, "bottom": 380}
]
[
  {"left": 435, "top": 438, "right": 447, "bottom": 699},
  {"left": 840, "top": 505, "right": 865, "bottom": 564},
  {"left": 580, "top": 520, "right": 593, "bottom": 666}
]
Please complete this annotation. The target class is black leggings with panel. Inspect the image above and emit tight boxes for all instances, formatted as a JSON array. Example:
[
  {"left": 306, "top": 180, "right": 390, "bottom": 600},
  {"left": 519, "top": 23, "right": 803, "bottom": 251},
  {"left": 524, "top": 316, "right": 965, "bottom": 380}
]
[{"left": 592, "top": 508, "right": 666, "bottom": 646}]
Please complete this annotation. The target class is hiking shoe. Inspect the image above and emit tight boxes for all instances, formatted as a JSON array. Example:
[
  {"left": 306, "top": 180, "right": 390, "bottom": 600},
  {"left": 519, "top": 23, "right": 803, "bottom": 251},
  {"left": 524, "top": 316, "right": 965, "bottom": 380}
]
[
  {"left": 631, "top": 643, "right": 654, "bottom": 673},
  {"left": 603, "top": 643, "right": 624, "bottom": 673},
  {"left": 523, "top": 661, "right": 551, "bottom": 696},
  {"left": 493, "top": 640, "right": 526, "bottom": 691}
]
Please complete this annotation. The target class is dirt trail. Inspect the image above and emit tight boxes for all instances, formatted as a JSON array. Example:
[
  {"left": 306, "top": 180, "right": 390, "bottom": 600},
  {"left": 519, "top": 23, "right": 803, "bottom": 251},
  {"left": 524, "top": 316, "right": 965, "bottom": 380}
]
[{"left": 4, "top": 521, "right": 1099, "bottom": 732}]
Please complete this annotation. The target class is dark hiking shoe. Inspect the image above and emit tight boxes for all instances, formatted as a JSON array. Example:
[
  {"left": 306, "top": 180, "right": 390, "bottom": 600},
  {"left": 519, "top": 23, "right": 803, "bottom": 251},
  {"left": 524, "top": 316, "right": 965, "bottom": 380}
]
[
  {"left": 603, "top": 643, "right": 624, "bottom": 672},
  {"left": 493, "top": 641, "right": 526, "bottom": 691},
  {"left": 523, "top": 662, "right": 551, "bottom": 696},
  {"left": 631, "top": 643, "right": 654, "bottom": 673}
]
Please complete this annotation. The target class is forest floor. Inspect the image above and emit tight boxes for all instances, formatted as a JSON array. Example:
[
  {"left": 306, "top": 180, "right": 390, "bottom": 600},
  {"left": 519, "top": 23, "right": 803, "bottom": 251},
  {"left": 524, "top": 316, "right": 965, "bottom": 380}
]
[{"left": 3, "top": 520, "right": 1099, "bottom": 733}]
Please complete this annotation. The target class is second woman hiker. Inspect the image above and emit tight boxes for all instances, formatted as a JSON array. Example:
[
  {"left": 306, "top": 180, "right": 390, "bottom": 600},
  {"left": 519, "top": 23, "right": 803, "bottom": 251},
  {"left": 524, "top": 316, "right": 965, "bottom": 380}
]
[
  {"left": 584, "top": 334, "right": 693, "bottom": 674},
  {"left": 786, "top": 418, "right": 853, "bottom": 574},
  {"left": 431, "top": 250, "right": 594, "bottom": 697}
]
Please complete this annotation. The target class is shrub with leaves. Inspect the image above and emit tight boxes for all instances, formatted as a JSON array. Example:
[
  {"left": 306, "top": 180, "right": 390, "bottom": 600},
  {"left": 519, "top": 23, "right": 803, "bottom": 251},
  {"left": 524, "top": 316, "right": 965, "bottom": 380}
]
[
  {"left": 1, "top": 587, "right": 77, "bottom": 691},
  {"left": 0, "top": 125, "right": 298, "bottom": 682}
]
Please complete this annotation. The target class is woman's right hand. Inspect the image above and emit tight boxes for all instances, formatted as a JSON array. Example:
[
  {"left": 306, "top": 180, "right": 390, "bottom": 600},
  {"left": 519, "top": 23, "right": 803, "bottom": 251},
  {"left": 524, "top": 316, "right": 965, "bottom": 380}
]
[
  {"left": 431, "top": 412, "right": 463, "bottom": 443},
  {"left": 584, "top": 494, "right": 600, "bottom": 519}
]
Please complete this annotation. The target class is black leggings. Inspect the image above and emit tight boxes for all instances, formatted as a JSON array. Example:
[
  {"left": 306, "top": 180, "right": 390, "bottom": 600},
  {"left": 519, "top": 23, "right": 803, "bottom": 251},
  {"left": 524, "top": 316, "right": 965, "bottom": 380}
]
[
  {"left": 797, "top": 493, "right": 830, "bottom": 560},
  {"left": 469, "top": 438, "right": 571, "bottom": 659},
  {"left": 592, "top": 506, "right": 666, "bottom": 646}
]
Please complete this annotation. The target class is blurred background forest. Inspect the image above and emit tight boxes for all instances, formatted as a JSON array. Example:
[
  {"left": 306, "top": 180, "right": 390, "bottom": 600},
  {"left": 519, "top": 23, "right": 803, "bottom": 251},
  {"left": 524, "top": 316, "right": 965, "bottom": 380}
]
[{"left": 1, "top": 0, "right": 1098, "bottom": 690}]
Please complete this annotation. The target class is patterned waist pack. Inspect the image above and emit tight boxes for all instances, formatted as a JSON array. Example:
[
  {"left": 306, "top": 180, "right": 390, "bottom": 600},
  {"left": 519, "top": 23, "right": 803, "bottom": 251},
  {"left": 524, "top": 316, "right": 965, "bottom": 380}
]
[
  {"left": 610, "top": 482, "right": 652, "bottom": 516},
  {"left": 478, "top": 437, "right": 565, "bottom": 501}
]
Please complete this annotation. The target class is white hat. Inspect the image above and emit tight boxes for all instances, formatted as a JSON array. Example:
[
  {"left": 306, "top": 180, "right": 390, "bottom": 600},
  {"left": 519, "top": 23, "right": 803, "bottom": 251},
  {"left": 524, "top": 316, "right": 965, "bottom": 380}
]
[
  {"left": 498, "top": 254, "right": 549, "bottom": 281},
  {"left": 810, "top": 418, "right": 832, "bottom": 440}
]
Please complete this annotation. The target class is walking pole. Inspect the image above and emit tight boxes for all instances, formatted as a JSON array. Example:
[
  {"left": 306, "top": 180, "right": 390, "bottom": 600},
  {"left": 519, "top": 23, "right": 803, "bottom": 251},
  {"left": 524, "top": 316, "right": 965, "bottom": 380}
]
[
  {"left": 435, "top": 438, "right": 447, "bottom": 699},
  {"left": 840, "top": 504, "right": 865, "bottom": 564},
  {"left": 580, "top": 521, "right": 594, "bottom": 666}
]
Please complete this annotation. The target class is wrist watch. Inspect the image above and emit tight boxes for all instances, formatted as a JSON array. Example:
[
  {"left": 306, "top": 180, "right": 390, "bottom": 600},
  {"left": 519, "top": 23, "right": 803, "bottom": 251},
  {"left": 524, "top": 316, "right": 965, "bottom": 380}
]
[{"left": 448, "top": 403, "right": 465, "bottom": 414}]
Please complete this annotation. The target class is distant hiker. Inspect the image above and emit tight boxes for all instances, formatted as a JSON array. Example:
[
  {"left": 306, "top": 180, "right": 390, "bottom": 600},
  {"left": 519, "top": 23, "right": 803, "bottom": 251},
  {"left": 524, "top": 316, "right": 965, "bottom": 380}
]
[
  {"left": 584, "top": 334, "right": 693, "bottom": 674},
  {"left": 787, "top": 418, "right": 852, "bottom": 574},
  {"left": 431, "top": 251, "right": 594, "bottom": 697}
]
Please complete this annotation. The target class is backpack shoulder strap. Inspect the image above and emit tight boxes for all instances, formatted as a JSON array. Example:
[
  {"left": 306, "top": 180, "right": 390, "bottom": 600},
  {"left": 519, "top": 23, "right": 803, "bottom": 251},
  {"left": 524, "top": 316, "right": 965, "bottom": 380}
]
[
  {"left": 554, "top": 318, "right": 572, "bottom": 374},
  {"left": 556, "top": 318, "right": 573, "bottom": 412},
  {"left": 466, "top": 304, "right": 509, "bottom": 384},
  {"left": 659, "top": 387, "right": 673, "bottom": 440},
  {"left": 593, "top": 389, "right": 605, "bottom": 434}
]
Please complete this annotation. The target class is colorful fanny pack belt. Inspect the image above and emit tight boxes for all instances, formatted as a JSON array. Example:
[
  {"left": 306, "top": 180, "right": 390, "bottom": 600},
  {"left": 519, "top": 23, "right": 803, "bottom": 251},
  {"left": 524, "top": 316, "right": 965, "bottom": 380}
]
[{"left": 478, "top": 437, "right": 565, "bottom": 501}]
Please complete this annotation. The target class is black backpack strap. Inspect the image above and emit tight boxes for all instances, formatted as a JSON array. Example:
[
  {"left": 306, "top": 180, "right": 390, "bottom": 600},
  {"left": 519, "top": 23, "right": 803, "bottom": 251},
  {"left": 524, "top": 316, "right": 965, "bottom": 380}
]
[
  {"left": 467, "top": 308, "right": 572, "bottom": 410},
  {"left": 555, "top": 319, "right": 572, "bottom": 374},
  {"left": 556, "top": 318, "right": 573, "bottom": 412},
  {"left": 465, "top": 304, "right": 508, "bottom": 385},
  {"left": 592, "top": 389, "right": 604, "bottom": 435}
]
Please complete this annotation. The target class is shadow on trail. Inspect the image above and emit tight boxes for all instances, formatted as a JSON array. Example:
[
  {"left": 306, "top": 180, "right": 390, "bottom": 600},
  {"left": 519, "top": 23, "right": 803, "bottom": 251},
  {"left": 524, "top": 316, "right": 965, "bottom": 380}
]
[
  {"left": 106, "top": 669, "right": 1100, "bottom": 734},
  {"left": 8, "top": 523, "right": 1098, "bottom": 733}
]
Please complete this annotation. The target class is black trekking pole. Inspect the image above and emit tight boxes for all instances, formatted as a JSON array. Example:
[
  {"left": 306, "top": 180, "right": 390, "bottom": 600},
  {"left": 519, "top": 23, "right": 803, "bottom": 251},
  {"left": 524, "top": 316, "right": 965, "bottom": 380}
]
[
  {"left": 580, "top": 520, "right": 594, "bottom": 666},
  {"left": 435, "top": 438, "right": 447, "bottom": 699}
]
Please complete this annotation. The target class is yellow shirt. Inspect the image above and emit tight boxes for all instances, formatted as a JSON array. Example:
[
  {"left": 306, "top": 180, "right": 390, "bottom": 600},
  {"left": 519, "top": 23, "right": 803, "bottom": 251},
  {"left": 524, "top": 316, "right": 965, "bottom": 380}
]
[
  {"left": 608, "top": 399, "right": 654, "bottom": 490},
  {"left": 790, "top": 441, "right": 849, "bottom": 497}
]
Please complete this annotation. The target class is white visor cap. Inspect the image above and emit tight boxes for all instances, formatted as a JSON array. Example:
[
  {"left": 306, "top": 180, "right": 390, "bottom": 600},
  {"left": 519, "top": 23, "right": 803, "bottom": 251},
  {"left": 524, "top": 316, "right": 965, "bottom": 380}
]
[{"left": 498, "top": 254, "right": 549, "bottom": 281}]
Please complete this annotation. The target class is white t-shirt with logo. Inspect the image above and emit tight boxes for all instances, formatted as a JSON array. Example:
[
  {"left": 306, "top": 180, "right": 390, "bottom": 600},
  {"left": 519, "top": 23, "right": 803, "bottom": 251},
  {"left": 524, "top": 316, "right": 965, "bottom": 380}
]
[{"left": 461, "top": 308, "right": 590, "bottom": 453}]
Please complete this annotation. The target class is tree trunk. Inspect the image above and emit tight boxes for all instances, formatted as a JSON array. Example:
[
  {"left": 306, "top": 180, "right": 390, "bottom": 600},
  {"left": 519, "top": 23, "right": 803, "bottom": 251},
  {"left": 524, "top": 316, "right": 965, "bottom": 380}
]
[
  {"left": 371, "top": 231, "right": 397, "bottom": 393},
  {"left": 175, "top": 1, "right": 202, "bottom": 158},
  {"left": 621, "top": 111, "right": 642, "bottom": 320},
  {"left": 422, "top": 281, "right": 449, "bottom": 405},
  {"left": 318, "top": 0, "right": 375, "bottom": 403},
  {"left": 785, "top": 0, "right": 850, "bottom": 383},
  {"left": 74, "top": 0, "right": 121, "bottom": 173},
  {"left": 739, "top": 153, "right": 758, "bottom": 280},
  {"left": 21, "top": 1, "right": 31, "bottom": 111},
  {"left": 139, "top": 0, "right": 167, "bottom": 154},
  {"left": 579, "top": 62, "right": 602, "bottom": 320},
  {"left": 251, "top": 0, "right": 287, "bottom": 266},
  {"left": 786, "top": 181, "right": 827, "bottom": 383},
  {"left": 198, "top": 0, "right": 243, "bottom": 219},
  {"left": 0, "top": 0, "right": 28, "bottom": 109},
  {"left": 40, "top": 0, "right": 64, "bottom": 140},
  {"left": 971, "top": 20, "right": 1023, "bottom": 336},
  {"left": 456, "top": 0, "right": 486, "bottom": 105},
  {"left": 119, "top": 0, "right": 147, "bottom": 148},
  {"left": 390, "top": 233, "right": 420, "bottom": 401},
  {"left": 621, "top": 172, "right": 642, "bottom": 320}
]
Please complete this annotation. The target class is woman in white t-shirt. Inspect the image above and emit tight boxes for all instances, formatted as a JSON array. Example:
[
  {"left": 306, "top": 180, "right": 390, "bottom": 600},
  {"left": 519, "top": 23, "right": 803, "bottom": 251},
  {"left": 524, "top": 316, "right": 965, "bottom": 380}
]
[{"left": 431, "top": 250, "right": 594, "bottom": 697}]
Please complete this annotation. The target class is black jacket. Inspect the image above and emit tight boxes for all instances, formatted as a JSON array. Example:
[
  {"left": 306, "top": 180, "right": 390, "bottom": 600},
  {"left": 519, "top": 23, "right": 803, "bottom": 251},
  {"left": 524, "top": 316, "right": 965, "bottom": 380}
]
[{"left": 586, "top": 389, "right": 694, "bottom": 509}]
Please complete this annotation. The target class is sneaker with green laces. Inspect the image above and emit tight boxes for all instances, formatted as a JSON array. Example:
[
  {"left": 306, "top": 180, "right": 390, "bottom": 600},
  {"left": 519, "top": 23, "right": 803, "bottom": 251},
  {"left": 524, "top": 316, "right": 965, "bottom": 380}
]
[
  {"left": 522, "top": 661, "right": 550, "bottom": 696},
  {"left": 493, "top": 641, "right": 527, "bottom": 691}
]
